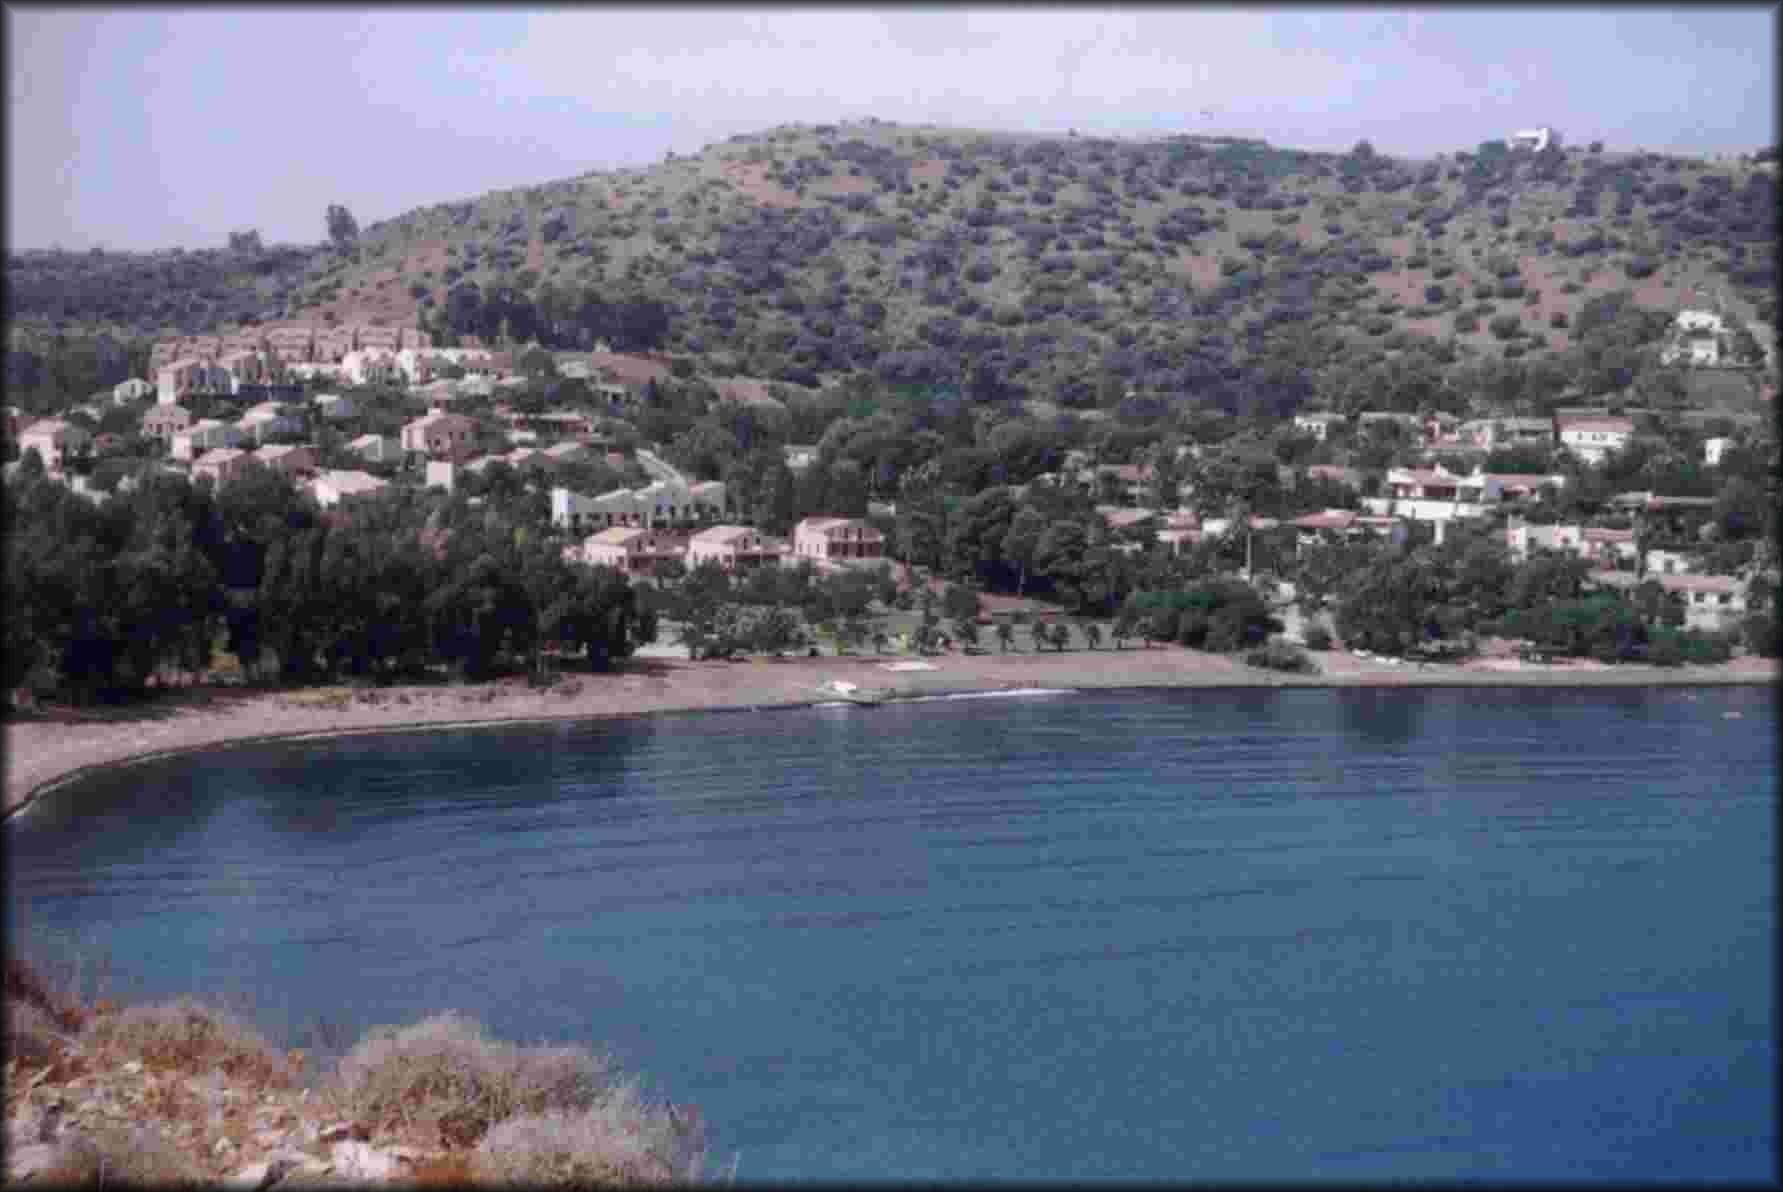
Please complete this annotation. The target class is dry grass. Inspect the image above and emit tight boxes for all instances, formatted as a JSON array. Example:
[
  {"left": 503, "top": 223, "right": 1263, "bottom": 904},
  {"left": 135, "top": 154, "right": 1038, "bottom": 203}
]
[
  {"left": 330, "top": 1012, "right": 617, "bottom": 1148},
  {"left": 85, "top": 997, "right": 293, "bottom": 1087},
  {"left": 6, "top": 995, "right": 73, "bottom": 1068},
  {"left": 472, "top": 1087, "right": 706, "bottom": 1187},
  {"left": 41, "top": 1123, "right": 206, "bottom": 1187}
]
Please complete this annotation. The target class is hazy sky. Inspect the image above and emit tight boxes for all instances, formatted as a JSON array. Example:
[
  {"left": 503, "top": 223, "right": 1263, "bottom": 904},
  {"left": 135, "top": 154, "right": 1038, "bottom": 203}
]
[{"left": 6, "top": 6, "right": 1775, "bottom": 252}]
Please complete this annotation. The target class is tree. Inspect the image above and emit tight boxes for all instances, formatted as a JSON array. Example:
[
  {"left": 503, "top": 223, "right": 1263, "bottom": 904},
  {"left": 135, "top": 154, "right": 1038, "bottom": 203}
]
[
  {"left": 1081, "top": 621, "right": 1103, "bottom": 651},
  {"left": 1000, "top": 506, "right": 1047, "bottom": 598},
  {"left": 325, "top": 204, "right": 359, "bottom": 250},
  {"left": 1047, "top": 621, "right": 1071, "bottom": 652},
  {"left": 228, "top": 228, "right": 264, "bottom": 254},
  {"left": 996, "top": 620, "right": 1015, "bottom": 652}
]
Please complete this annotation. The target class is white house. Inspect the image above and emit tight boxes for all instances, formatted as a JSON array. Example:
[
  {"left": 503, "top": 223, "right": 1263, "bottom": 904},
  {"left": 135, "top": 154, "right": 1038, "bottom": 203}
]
[
  {"left": 16, "top": 419, "right": 92, "bottom": 473},
  {"left": 1558, "top": 416, "right": 1634, "bottom": 465},
  {"left": 313, "top": 393, "right": 357, "bottom": 421},
  {"left": 170, "top": 418, "right": 245, "bottom": 461},
  {"left": 550, "top": 478, "right": 726, "bottom": 532},
  {"left": 394, "top": 348, "right": 445, "bottom": 386},
  {"left": 346, "top": 433, "right": 401, "bottom": 465},
  {"left": 1507, "top": 126, "right": 1560, "bottom": 153},
  {"left": 341, "top": 348, "right": 400, "bottom": 387},
  {"left": 1293, "top": 412, "right": 1347, "bottom": 441},
  {"left": 112, "top": 378, "right": 154, "bottom": 404},
  {"left": 1703, "top": 437, "right": 1736, "bottom": 467},
  {"left": 237, "top": 402, "right": 306, "bottom": 444},
  {"left": 309, "top": 469, "right": 390, "bottom": 510},
  {"left": 1591, "top": 570, "right": 1749, "bottom": 632}
]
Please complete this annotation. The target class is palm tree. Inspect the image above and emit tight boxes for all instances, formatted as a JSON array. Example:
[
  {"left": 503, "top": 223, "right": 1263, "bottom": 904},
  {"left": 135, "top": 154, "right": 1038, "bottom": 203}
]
[
  {"left": 1082, "top": 622, "right": 1103, "bottom": 651},
  {"left": 1048, "top": 622, "right": 1071, "bottom": 652}
]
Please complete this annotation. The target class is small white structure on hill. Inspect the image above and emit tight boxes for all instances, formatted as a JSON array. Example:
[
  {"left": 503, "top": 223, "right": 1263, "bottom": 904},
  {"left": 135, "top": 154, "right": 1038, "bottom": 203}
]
[{"left": 1507, "top": 126, "right": 1561, "bottom": 153}]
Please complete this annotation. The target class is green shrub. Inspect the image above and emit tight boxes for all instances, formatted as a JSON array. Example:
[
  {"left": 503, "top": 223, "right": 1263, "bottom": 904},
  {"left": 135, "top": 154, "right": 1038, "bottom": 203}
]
[
  {"left": 472, "top": 1089, "right": 707, "bottom": 1187},
  {"left": 332, "top": 1012, "right": 617, "bottom": 1146},
  {"left": 1245, "top": 640, "right": 1318, "bottom": 674}
]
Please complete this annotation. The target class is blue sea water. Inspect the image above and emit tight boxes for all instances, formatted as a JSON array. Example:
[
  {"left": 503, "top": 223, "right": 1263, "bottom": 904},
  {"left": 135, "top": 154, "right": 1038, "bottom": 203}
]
[{"left": 8, "top": 685, "right": 1776, "bottom": 1182}]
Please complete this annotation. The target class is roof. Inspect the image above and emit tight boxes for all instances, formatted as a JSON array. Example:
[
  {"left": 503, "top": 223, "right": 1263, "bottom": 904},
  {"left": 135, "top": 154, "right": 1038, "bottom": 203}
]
[
  {"left": 348, "top": 433, "right": 390, "bottom": 447},
  {"left": 1560, "top": 417, "right": 1635, "bottom": 434},
  {"left": 193, "top": 448, "right": 246, "bottom": 465},
  {"left": 1293, "top": 509, "right": 1358, "bottom": 530},
  {"left": 585, "top": 526, "right": 650, "bottom": 546},
  {"left": 1582, "top": 527, "right": 1635, "bottom": 543},
  {"left": 256, "top": 444, "right": 311, "bottom": 460},
  {"left": 315, "top": 469, "right": 387, "bottom": 495},
  {"left": 689, "top": 525, "right": 762, "bottom": 545}
]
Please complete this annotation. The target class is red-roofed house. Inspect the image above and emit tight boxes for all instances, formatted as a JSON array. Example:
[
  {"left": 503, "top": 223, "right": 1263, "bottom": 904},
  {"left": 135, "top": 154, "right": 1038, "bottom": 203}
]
[{"left": 687, "top": 525, "right": 785, "bottom": 571}]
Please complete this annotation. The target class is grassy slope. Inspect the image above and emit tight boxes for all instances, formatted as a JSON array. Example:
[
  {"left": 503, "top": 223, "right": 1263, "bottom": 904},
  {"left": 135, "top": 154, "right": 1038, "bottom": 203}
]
[{"left": 7, "top": 121, "right": 1775, "bottom": 392}]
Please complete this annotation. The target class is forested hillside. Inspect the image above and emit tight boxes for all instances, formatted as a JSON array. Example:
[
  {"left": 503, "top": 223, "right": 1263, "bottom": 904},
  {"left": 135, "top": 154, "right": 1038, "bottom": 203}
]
[{"left": 5, "top": 121, "right": 1776, "bottom": 419}]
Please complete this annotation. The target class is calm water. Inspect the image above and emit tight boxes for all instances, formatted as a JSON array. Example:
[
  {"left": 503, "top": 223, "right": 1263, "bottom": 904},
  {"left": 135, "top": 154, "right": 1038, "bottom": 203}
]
[{"left": 8, "top": 686, "right": 1776, "bottom": 1182}]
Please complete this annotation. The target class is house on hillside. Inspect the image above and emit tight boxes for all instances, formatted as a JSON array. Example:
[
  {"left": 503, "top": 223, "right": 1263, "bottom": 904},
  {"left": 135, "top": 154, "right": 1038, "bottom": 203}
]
[
  {"left": 1507, "top": 126, "right": 1561, "bottom": 152},
  {"left": 313, "top": 393, "right": 356, "bottom": 421},
  {"left": 347, "top": 433, "right": 401, "bottom": 465},
  {"left": 1703, "top": 436, "right": 1736, "bottom": 467},
  {"left": 237, "top": 403, "right": 306, "bottom": 445},
  {"left": 784, "top": 445, "right": 820, "bottom": 471},
  {"left": 566, "top": 526, "right": 686, "bottom": 577},
  {"left": 170, "top": 419, "right": 245, "bottom": 461},
  {"left": 550, "top": 479, "right": 726, "bottom": 532},
  {"left": 1458, "top": 416, "right": 1556, "bottom": 452},
  {"left": 1291, "top": 509, "right": 1404, "bottom": 554},
  {"left": 157, "top": 358, "right": 230, "bottom": 404},
  {"left": 792, "top": 517, "right": 886, "bottom": 563},
  {"left": 1590, "top": 570, "right": 1748, "bottom": 632},
  {"left": 191, "top": 447, "right": 251, "bottom": 487},
  {"left": 113, "top": 378, "right": 154, "bottom": 404},
  {"left": 1293, "top": 411, "right": 1347, "bottom": 441},
  {"left": 687, "top": 525, "right": 786, "bottom": 571},
  {"left": 401, "top": 411, "right": 479, "bottom": 461},
  {"left": 309, "top": 469, "right": 390, "bottom": 510},
  {"left": 1558, "top": 416, "right": 1634, "bottom": 465},
  {"left": 16, "top": 419, "right": 91, "bottom": 473},
  {"left": 255, "top": 443, "right": 319, "bottom": 479},
  {"left": 342, "top": 348, "right": 400, "bottom": 387},
  {"left": 141, "top": 404, "right": 194, "bottom": 441}
]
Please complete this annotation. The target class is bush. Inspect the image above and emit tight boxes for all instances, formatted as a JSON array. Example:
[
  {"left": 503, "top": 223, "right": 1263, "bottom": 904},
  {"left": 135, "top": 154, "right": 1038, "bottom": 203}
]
[
  {"left": 87, "top": 998, "right": 291, "bottom": 1087},
  {"left": 1302, "top": 624, "right": 1334, "bottom": 651},
  {"left": 1245, "top": 640, "right": 1318, "bottom": 674},
  {"left": 473, "top": 1088, "right": 707, "bottom": 1187},
  {"left": 332, "top": 1011, "right": 617, "bottom": 1146},
  {"left": 44, "top": 1124, "right": 204, "bottom": 1187}
]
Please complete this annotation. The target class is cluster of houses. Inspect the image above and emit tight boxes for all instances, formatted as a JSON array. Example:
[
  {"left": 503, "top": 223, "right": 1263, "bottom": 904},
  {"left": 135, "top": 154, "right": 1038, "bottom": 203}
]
[{"left": 560, "top": 515, "right": 887, "bottom": 578}]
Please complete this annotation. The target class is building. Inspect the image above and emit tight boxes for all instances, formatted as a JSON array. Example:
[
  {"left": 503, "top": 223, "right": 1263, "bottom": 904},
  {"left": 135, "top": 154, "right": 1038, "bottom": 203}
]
[
  {"left": 237, "top": 402, "right": 306, "bottom": 444},
  {"left": 783, "top": 445, "right": 820, "bottom": 471},
  {"left": 1459, "top": 416, "right": 1556, "bottom": 452},
  {"left": 1591, "top": 570, "right": 1748, "bottom": 632},
  {"left": 1703, "top": 436, "right": 1736, "bottom": 467},
  {"left": 156, "top": 358, "right": 230, "bottom": 404},
  {"left": 687, "top": 525, "right": 786, "bottom": 571},
  {"left": 1293, "top": 412, "right": 1347, "bottom": 441},
  {"left": 1507, "top": 126, "right": 1561, "bottom": 152},
  {"left": 1558, "top": 416, "right": 1634, "bottom": 465},
  {"left": 16, "top": 419, "right": 92, "bottom": 473},
  {"left": 394, "top": 348, "right": 444, "bottom": 386},
  {"left": 170, "top": 418, "right": 245, "bottom": 461},
  {"left": 254, "top": 443, "right": 319, "bottom": 478},
  {"left": 191, "top": 447, "right": 251, "bottom": 487},
  {"left": 1291, "top": 509, "right": 1404, "bottom": 554},
  {"left": 309, "top": 469, "right": 390, "bottom": 510},
  {"left": 1643, "top": 548, "right": 1698, "bottom": 577},
  {"left": 549, "top": 478, "right": 726, "bottom": 532},
  {"left": 401, "top": 411, "right": 480, "bottom": 461},
  {"left": 567, "top": 526, "right": 686, "bottom": 577},
  {"left": 341, "top": 348, "right": 400, "bottom": 387},
  {"left": 346, "top": 433, "right": 402, "bottom": 465},
  {"left": 141, "top": 404, "right": 194, "bottom": 440},
  {"left": 1580, "top": 526, "right": 1638, "bottom": 569},
  {"left": 1505, "top": 520, "right": 1585, "bottom": 563},
  {"left": 792, "top": 517, "right": 886, "bottom": 563},
  {"left": 1303, "top": 464, "right": 1366, "bottom": 490},
  {"left": 112, "top": 378, "right": 154, "bottom": 404},
  {"left": 219, "top": 350, "right": 277, "bottom": 392},
  {"left": 264, "top": 324, "right": 317, "bottom": 364},
  {"left": 313, "top": 393, "right": 357, "bottom": 421}
]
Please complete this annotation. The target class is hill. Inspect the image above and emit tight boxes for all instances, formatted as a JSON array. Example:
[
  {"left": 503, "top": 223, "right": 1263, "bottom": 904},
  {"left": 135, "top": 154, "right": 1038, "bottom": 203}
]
[{"left": 6, "top": 121, "right": 1777, "bottom": 413}]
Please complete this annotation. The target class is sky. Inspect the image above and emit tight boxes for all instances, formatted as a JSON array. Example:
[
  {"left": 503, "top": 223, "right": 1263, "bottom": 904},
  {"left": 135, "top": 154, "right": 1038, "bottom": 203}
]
[{"left": 6, "top": 5, "right": 1775, "bottom": 252}]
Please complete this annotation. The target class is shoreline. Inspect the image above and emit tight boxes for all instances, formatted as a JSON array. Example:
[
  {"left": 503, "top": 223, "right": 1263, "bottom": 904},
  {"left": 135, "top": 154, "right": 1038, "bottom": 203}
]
[{"left": 6, "top": 649, "right": 1777, "bottom": 822}]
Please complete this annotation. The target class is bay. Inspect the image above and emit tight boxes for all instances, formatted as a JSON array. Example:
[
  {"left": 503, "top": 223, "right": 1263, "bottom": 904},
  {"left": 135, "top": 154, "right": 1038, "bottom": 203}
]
[{"left": 8, "top": 685, "right": 1775, "bottom": 1182}]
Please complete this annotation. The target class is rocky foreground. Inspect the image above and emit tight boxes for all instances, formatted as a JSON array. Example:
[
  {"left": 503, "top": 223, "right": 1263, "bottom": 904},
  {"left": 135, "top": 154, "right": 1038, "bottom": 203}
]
[{"left": 5, "top": 957, "right": 707, "bottom": 1188}]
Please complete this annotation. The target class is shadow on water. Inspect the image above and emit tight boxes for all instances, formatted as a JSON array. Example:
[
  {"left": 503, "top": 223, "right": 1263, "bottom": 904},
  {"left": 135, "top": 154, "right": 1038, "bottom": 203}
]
[{"left": 1335, "top": 688, "right": 1427, "bottom": 747}]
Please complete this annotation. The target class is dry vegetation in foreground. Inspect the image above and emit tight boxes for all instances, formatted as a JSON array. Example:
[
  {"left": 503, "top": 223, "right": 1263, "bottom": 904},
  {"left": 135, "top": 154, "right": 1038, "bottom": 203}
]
[{"left": 4, "top": 951, "right": 711, "bottom": 1188}]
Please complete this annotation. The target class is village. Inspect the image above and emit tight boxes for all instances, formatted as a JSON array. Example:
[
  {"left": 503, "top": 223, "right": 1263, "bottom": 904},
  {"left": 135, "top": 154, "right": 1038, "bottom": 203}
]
[{"left": 3, "top": 297, "right": 1776, "bottom": 660}]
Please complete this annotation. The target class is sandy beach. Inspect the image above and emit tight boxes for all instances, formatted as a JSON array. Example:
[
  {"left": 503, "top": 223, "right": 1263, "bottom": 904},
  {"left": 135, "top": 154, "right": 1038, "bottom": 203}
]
[{"left": 6, "top": 647, "right": 1777, "bottom": 820}]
